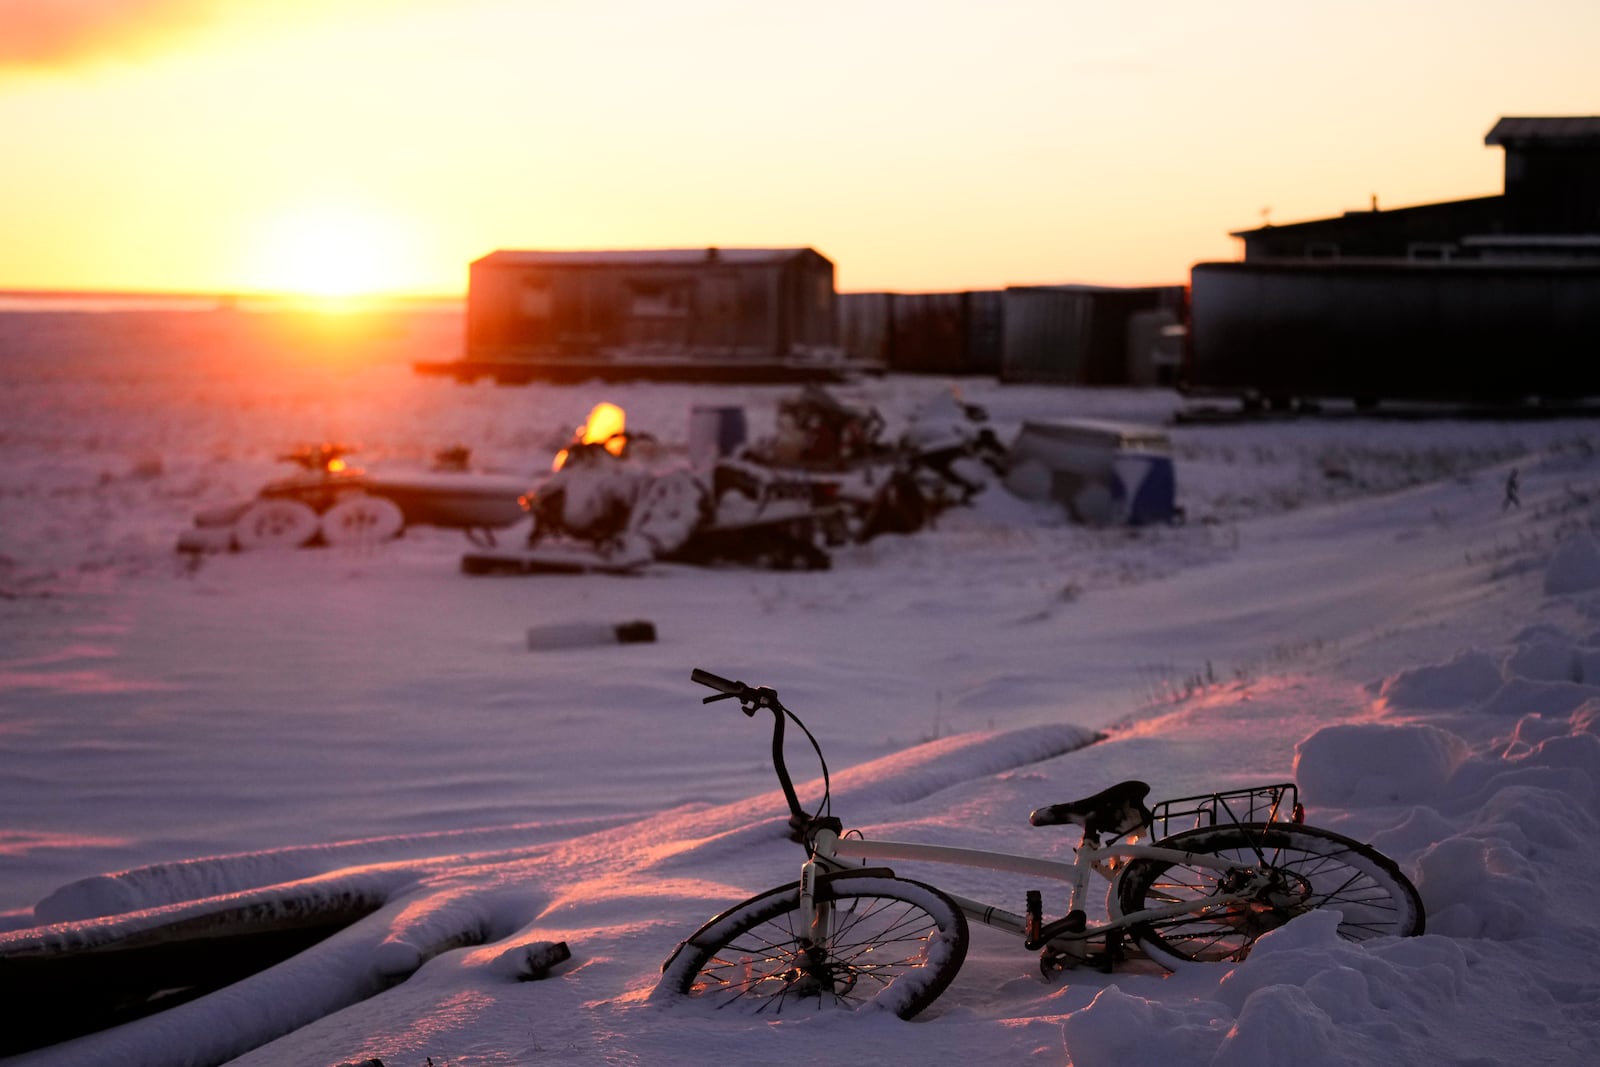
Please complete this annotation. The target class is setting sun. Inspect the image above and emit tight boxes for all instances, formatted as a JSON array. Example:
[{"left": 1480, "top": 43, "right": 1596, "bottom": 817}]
[
  {"left": 246, "top": 205, "right": 411, "bottom": 300},
  {"left": 1, "top": 2, "right": 1597, "bottom": 297}
]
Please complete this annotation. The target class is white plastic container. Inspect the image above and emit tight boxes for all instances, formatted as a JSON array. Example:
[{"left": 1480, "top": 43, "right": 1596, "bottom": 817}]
[{"left": 1004, "top": 419, "right": 1177, "bottom": 525}]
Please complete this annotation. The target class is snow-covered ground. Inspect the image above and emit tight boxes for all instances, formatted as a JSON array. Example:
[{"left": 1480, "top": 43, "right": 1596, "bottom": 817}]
[{"left": 1, "top": 307, "right": 1598, "bottom": 1065}]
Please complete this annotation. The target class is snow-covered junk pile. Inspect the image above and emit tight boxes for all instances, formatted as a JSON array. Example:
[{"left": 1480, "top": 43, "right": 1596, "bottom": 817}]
[
  {"left": 461, "top": 388, "right": 1014, "bottom": 575},
  {"left": 175, "top": 387, "right": 1179, "bottom": 573}
]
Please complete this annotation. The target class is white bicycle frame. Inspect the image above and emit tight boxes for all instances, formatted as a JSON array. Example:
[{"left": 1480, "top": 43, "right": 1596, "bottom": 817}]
[
  {"left": 798, "top": 823, "right": 1262, "bottom": 960},
  {"left": 682, "top": 671, "right": 1292, "bottom": 966}
]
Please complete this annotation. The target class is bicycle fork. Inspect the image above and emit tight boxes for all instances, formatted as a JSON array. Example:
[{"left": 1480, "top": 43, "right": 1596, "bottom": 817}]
[
  {"left": 799, "top": 856, "right": 828, "bottom": 947},
  {"left": 795, "top": 856, "right": 847, "bottom": 997}
]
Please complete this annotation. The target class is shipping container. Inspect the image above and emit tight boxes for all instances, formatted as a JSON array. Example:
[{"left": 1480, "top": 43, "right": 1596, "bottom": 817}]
[
  {"left": 1000, "top": 286, "right": 1184, "bottom": 384},
  {"left": 836, "top": 290, "right": 1003, "bottom": 375}
]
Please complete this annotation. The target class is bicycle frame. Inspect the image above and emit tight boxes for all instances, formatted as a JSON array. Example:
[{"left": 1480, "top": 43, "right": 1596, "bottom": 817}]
[
  {"left": 687, "top": 669, "right": 1293, "bottom": 967},
  {"left": 668, "top": 671, "right": 1420, "bottom": 1016},
  {"left": 801, "top": 824, "right": 1266, "bottom": 960}
]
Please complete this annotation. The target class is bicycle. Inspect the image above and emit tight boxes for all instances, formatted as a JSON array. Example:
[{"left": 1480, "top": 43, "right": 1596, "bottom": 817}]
[{"left": 655, "top": 669, "right": 1426, "bottom": 1019}]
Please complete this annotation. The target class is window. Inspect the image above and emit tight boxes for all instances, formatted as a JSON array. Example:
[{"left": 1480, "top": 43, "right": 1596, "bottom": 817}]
[
  {"left": 627, "top": 281, "right": 690, "bottom": 318},
  {"left": 518, "top": 278, "right": 552, "bottom": 318}
]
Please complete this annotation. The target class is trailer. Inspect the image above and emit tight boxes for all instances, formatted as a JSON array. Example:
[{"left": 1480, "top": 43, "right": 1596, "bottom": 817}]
[{"left": 1184, "top": 259, "right": 1600, "bottom": 410}]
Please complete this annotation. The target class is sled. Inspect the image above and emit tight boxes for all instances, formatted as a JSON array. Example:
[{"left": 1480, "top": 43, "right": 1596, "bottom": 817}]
[{"left": 177, "top": 444, "right": 533, "bottom": 553}]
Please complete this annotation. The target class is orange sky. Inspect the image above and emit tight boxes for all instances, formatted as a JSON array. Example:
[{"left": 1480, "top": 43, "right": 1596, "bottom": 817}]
[{"left": 1, "top": 0, "right": 1596, "bottom": 298}]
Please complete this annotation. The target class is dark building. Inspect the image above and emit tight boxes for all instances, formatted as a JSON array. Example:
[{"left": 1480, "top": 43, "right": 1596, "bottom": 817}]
[
  {"left": 1234, "top": 117, "right": 1600, "bottom": 263},
  {"left": 424, "top": 247, "right": 848, "bottom": 383},
  {"left": 1187, "top": 116, "right": 1600, "bottom": 407}
]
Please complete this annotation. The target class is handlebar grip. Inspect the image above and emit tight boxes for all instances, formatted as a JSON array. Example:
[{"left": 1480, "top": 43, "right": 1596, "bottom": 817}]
[{"left": 690, "top": 668, "right": 742, "bottom": 694}]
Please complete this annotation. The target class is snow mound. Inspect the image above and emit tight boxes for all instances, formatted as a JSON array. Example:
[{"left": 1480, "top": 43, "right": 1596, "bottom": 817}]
[
  {"left": 1474, "top": 676, "right": 1600, "bottom": 718},
  {"left": 1411, "top": 716, "right": 1600, "bottom": 938},
  {"left": 1294, "top": 723, "right": 1469, "bottom": 806},
  {"left": 1504, "top": 638, "right": 1581, "bottom": 683},
  {"left": 1375, "top": 650, "right": 1502, "bottom": 709},
  {"left": 1544, "top": 532, "right": 1600, "bottom": 595}
]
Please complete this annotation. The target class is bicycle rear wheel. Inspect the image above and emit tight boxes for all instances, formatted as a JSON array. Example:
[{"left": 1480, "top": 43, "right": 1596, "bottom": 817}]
[
  {"left": 1112, "top": 823, "right": 1424, "bottom": 969},
  {"left": 656, "top": 874, "right": 968, "bottom": 1019}
]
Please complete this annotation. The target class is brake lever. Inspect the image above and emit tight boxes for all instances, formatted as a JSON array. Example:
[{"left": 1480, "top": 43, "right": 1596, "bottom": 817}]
[{"left": 701, "top": 692, "right": 739, "bottom": 704}]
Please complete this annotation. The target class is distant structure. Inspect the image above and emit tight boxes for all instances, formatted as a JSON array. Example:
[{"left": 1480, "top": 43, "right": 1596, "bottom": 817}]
[
  {"left": 1186, "top": 116, "right": 1600, "bottom": 409},
  {"left": 1232, "top": 116, "right": 1600, "bottom": 261},
  {"left": 419, "top": 247, "right": 850, "bottom": 384},
  {"left": 422, "top": 243, "right": 1188, "bottom": 386},
  {"left": 838, "top": 284, "right": 1185, "bottom": 385}
]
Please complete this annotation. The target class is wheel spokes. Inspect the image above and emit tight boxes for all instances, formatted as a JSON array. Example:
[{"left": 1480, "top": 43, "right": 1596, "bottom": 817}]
[
  {"left": 691, "top": 893, "right": 945, "bottom": 1013},
  {"left": 1137, "top": 842, "right": 1410, "bottom": 959}
]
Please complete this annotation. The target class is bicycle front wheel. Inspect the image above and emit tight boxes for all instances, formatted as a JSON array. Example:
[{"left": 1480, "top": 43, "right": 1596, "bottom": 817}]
[
  {"left": 1112, "top": 823, "right": 1424, "bottom": 969},
  {"left": 657, "top": 874, "right": 968, "bottom": 1019}
]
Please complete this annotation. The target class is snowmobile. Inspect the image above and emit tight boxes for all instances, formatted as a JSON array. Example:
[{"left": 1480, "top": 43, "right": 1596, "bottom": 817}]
[
  {"left": 176, "top": 443, "right": 533, "bottom": 553},
  {"left": 462, "top": 435, "right": 840, "bottom": 575},
  {"left": 462, "top": 444, "right": 841, "bottom": 574}
]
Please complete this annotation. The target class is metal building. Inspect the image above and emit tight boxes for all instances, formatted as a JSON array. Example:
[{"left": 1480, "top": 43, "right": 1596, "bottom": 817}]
[
  {"left": 1186, "top": 116, "right": 1600, "bottom": 406},
  {"left": 1188, "top": 260, "right": 1600, "bottom": 406},
  {"left": 425, "top": 247, "right": 847, "bottom": 384}
]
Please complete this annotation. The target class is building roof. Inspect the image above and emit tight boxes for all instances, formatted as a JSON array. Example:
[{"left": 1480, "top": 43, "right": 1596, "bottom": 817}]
[
  {"left": 1227, "top": 195, "right": 1501, "bottom": 239},
  {"left": 1485, "top": 116, "right": 1600, "bottom": 148},
  {"left": 473, "top": 248, "right": 827, "bottom": 268}
]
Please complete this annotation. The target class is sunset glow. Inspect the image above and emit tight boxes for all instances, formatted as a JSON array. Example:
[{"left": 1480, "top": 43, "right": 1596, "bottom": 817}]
[
  {"left": 1, "top": 1, "right": 1596, "bottom": 297},
  {"left": 245, "top": 206, "right": 411, "bottom": 300}
]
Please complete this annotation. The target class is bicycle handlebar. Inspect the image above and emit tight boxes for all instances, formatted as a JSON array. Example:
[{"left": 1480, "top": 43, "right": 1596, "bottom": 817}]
[
  {"left": 691, "top": 667, "right": 779, "bottom": 717},
  {"left": 691, "top": 667, "right": 831, "bottom": 837},
  {"left": 690, "top": 667, "right": 741, "bottom": 695}
]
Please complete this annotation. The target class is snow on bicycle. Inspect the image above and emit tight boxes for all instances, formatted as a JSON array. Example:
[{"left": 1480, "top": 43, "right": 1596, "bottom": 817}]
[{"left": 654, "top": 669, "right": 1425, "bottom": 1019}]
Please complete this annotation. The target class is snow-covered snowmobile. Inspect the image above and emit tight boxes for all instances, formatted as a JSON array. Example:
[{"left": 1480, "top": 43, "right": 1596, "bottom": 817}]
[{"left": 461, "top": 401, "right": 842, "bottom": 576}]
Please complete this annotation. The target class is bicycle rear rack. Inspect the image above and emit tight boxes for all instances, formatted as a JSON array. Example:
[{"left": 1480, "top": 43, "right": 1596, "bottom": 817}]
[{"left": 1139, "top": 783, "right": 1302, "bottom": 842}]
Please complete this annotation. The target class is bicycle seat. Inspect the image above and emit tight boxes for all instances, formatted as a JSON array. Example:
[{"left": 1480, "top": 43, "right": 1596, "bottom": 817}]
[{"left": 1030, "top": 780, "right": 1152, "bottom": 837}]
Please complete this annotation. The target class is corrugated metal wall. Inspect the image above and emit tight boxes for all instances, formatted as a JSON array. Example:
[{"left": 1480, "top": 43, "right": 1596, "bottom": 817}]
[
  {"left": 837, "top": 291, "right": 1003, "bottom": 374},
  {"left": 842, "top": 287, "right": 1196, "bottom": 381},
  {"left": 837, "top": 291, "right": 894, "bottom": 368},
  {"left": 964, "top": 291, "right": 1004, "bottom": 377},
  {"left": 1000, "top": 286, "right": 1184, "bottom": 384},
  {"left": 890, "top": 292, "right": 976, "bottom": 374},
  {"left": 999, "top": 288, "right": 1095, "bottom": 383}
]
